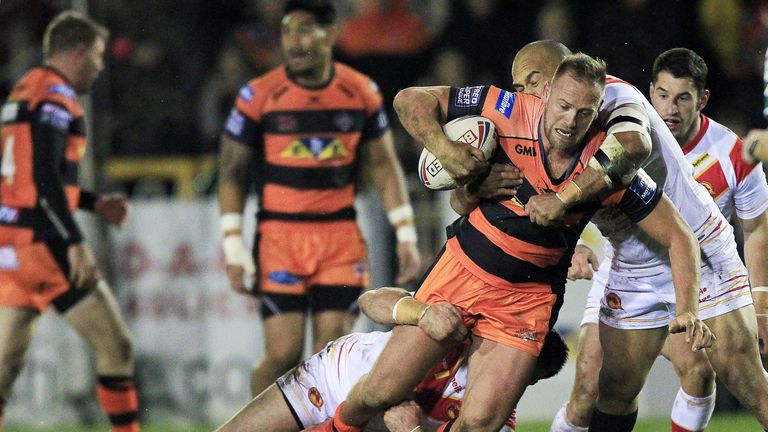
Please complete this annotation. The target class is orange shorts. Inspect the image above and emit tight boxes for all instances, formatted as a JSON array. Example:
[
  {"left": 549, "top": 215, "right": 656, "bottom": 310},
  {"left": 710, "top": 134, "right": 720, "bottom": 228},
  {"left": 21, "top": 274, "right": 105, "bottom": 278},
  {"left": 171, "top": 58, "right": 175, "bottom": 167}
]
[
  {"left": 415, "top": 243, "right": 561, "bottom": 356},
  {"left": 257, "top": 222, "right": 369, "bottom": 295},
  {"left": 0, "top": 242, "right": 70, "bottom": 312}
]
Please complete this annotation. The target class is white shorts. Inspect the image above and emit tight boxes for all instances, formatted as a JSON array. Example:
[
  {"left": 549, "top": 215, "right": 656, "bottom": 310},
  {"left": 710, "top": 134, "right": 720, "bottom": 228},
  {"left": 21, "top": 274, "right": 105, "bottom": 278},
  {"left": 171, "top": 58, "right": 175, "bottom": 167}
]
[
  {"left": 580, "top": 254, "right": 752, "bottom": 330},
  {"left": 276, "top": 331, "right": 390, "bottom": 428}
]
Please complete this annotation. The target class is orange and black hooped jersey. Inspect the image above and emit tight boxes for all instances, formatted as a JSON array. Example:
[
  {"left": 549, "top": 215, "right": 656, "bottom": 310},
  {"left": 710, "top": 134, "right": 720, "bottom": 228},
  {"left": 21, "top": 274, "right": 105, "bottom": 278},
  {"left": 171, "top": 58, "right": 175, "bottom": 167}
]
[
  {"left": 223, "top": 62, "right": 388, "bottom": 225},
  {"left": 446, "top": 86, "right": 663, "bottom": 293},
  {"left": 0, "top": 67, "right": 88, "bottom": 245}
]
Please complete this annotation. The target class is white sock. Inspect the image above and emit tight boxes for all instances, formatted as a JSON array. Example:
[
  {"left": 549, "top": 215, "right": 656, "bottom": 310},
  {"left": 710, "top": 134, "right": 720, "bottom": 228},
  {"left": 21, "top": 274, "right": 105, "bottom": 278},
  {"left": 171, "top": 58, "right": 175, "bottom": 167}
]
[
  {"left": 550, "top": 402, "right": 588, "bottom": 432},
  {"left": 670, "top": 387, "right": 715, "bottom": 432}
]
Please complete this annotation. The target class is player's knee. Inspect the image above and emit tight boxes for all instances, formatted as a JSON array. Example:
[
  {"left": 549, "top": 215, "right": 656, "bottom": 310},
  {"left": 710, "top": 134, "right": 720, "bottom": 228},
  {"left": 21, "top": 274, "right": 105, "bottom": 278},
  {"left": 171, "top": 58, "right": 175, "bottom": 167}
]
[
  {"left": 455, "top": 410, "right": 506, "bottom": 432},
  {"left": 675, "top": 360, "right": 715, "bottom": 390},
  {"left": 95, "top": 328, "right": 135, "bottom": 367},
  {"left": 357, "top": 381, "right": 410, "bottom": 411}
]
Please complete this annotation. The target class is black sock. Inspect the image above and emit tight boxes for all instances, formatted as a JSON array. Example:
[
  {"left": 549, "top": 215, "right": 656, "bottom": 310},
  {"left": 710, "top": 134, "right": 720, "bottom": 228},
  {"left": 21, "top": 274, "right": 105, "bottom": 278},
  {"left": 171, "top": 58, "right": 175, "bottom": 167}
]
[{"left": 588, "top": 408, "right": 638, "bottom": 432}]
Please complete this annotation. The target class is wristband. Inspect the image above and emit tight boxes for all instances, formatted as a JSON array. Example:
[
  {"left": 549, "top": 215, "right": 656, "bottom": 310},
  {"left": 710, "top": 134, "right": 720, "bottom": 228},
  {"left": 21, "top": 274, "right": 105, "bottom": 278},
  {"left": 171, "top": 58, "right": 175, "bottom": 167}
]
[
  {"left": 752, "top": 286, "right": 768, "bottom": 293},
  {"left": 220, "top": 213, "right": 243, "bottom": 233},
  {"left": 555, "top": 181, "right": 583, "bottom": 207},
  {"left": 392, "top": 296, "right": 429, "bottom": 325},
  {"left": 388, "top": 204, "right": 414, "bottom": 226},
  {"left": 409, "top": 427, "right": 423, "bottom": 432},
  {"left": 396, "top": 225, "right": 418, "bottom": 243}
]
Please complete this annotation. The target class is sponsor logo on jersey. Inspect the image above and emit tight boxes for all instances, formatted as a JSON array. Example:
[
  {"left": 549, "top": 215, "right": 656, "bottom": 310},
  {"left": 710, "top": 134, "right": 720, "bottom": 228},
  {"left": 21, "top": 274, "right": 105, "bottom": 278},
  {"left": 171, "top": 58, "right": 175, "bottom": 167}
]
[
  {"left": 0, "top": 206, "right": 19, "bottom": 223},
  {"left": 224, "top": 109, "right": 245, "bottom": 137},
  {"left": 39, "top": 103, "right": 72, "bottom": 131},
  {"left": 628, "top": 170, "right": 657, "bottom": 205},
  {"left": 515, "top": 144, "right": 536, "bottom": 157},
  {"left": 47, "top": 84, "right": 76, "bottom": 100},
  {"left": 691, "top": 152, "right": 710, "bottom": 168},
  {"left": 238, "top": 85, "right": 254, "bottom": 102},
  {"left": 267, "top": 270, "right": 303, "bottom": 285},
  {"left": 495, "top": 90, "right": 516, "bottom": 118},
  {"left": 369, "top": 80, "right": 380, "bottom": 93},
  {"left": 455, "top": 86, "right": 483, "bottom": 107},
  {"left": 280, "top": 137, "right": 348, "bottom": 160},
  {"left": 308, "top": 387, "right": 324, "bottom": 408},
  {"left": 0, "top": 246, "right": 18, "bottom": 270},
  {"left": 605, "top": 292, "right": 623, "bottom": 310}
]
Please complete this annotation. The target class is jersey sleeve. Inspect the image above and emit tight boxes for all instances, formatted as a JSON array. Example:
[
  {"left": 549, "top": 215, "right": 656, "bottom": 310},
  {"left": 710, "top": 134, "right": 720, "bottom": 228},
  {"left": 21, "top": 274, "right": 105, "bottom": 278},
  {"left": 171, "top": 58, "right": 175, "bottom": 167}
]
[
  {"left": 601, "top": 169, "right": 663, "bottom": 223},
  {"left": 730, "top": 139, "right": 768, "bottom": 220},
  {"left": 358, "top": 77, "right": 389, "bottom": 141},
  {"left": 447, "top": 86, "right": 490, "bottom": 120},
  {"left": 222, "top": 82, "right": 263, "bottom": 148},
  {"left": 33, "top": 100, "right": 83, "bottom": 243}
]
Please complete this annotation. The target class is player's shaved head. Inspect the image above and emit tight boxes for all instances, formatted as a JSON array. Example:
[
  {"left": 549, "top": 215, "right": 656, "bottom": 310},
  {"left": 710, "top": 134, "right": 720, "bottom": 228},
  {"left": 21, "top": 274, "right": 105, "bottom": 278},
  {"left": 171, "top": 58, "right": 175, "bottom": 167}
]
[{"left": 511, "top": 40, "right": 572, "bottom": 98}]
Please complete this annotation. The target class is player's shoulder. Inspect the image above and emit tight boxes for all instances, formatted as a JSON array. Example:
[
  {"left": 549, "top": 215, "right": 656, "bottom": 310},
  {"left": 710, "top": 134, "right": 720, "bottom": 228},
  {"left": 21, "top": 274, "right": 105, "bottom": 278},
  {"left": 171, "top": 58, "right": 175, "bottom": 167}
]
[
  {"left": 333, "top": 62, "right": 382, "bottom": 96},
  {"left": 602, "top": 74, "right": 644, "bottom": 107},
  {"left": 244, "top": 66, "right": 291, "bottom": 98},
  {"left": 12, "top": 67, "right": 81, "bottom": 113}
]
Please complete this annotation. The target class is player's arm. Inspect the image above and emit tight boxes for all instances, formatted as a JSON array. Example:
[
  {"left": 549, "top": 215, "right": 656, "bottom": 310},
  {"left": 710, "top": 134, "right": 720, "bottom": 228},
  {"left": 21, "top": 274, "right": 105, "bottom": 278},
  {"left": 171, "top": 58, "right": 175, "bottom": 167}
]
[
  {"left": 393, "top": 86, "right": 488, "bottom": 185},
  {"left": 357, "top": 287, "right": 467, "bottom": 342},
  {"left": 743, "top": 129, "right": 768, "bottom": 163},
  {"left": 33, "top": 102, "right": 99, "bottom": 289},
  {"left": 740, "top": 212, "right": 768, "bottom": 354},
  {"left": 634, "top": 195, "right": 714, "bottom": 350},
  {"left": 218, "top": 133, "right": 256, "bottom": 294},
  {"left": 361, "top": 129, "right": 421, "bottom": 284},
  {"left": 528, "top": 103, "right": 652, "bottom": 225}
]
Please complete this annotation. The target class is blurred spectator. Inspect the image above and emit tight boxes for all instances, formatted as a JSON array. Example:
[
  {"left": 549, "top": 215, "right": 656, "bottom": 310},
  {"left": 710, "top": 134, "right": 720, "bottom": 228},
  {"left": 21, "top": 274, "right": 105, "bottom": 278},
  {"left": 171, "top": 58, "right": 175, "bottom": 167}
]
[{"left": 232, "top": 0, "right": 285, "bottom": 74}]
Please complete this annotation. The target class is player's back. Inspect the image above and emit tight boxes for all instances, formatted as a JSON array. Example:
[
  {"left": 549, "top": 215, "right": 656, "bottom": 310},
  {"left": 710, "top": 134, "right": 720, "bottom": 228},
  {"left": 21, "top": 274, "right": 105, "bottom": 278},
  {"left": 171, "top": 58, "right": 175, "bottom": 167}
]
[{"left": 592, "top": 77, "right": 735, "bottom": 275}]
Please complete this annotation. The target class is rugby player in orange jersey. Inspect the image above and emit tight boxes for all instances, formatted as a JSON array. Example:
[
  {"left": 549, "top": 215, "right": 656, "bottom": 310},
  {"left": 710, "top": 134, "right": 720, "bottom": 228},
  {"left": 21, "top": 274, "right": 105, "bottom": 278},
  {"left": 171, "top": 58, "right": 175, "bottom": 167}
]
[
  {"left": 0, "top": 11, "right": 138, "bottom": 432},
  {"left": 313, "top": 53, "right": 712, "bottom": 432},
  {"left": 216, "top": 0, "right": 420, "bottom": 397}
]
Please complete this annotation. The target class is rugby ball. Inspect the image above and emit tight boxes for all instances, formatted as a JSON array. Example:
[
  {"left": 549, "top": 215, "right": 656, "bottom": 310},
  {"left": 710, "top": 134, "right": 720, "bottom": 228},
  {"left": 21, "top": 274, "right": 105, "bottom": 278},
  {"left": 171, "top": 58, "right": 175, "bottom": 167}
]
[{"left": 418, "top": 115, "right": 497, "bottom": 190}]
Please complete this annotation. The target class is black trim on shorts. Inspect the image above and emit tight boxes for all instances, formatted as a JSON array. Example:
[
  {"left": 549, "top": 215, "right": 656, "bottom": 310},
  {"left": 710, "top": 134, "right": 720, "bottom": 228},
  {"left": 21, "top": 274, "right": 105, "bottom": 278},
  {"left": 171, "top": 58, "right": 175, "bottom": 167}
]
[
  {"left": 277, "top": 384, "right": 306, "bottom": 430},
  {"left": 260, "top": 292, "right": 308, "bottom": 319},
  {"left": 310, "top": 285, "right": 362, "bottom": 314},
  {"left": 548, "top": 291, "right": 565, "bottom": 330}
]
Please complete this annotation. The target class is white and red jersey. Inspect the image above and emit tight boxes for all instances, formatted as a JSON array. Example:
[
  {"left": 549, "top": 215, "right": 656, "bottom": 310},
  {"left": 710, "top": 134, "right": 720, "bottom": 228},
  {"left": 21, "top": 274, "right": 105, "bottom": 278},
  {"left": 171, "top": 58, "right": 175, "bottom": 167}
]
[
  {"left": 590, "top": 76, "right": 737, "bottom": 278},
  {"left": 682, "top": 115, "right": 768, "bottom": 221}
]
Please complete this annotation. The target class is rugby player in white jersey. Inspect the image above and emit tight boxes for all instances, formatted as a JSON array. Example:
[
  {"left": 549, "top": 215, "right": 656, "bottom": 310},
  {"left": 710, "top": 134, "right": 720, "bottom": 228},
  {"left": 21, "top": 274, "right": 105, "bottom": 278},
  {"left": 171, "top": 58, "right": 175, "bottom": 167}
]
[
  {"left": 215, "top": 287, "right": 568, "bottom": 432},
  {"left": 477, "top": 40, "right": 768, "bottom": 432}
]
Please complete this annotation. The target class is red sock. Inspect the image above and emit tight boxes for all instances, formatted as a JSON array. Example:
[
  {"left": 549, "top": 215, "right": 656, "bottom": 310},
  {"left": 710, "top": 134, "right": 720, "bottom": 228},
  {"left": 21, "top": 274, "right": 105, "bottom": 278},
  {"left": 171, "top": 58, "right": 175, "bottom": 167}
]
[
  {"left": 671, "top": 420, "right": 699, "bottom": 432},
  {"left": 331, "top": 403, "right": 365, "bottom": 432},
  {"left": 97, "top": 376, "right": 140, "bottom": 432}
]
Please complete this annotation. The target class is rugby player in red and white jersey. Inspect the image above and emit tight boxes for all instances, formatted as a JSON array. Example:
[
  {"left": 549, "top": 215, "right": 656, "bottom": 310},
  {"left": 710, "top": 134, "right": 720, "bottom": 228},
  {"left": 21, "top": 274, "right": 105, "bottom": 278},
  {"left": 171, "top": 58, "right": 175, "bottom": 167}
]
[
  {"left": 215, "top": 287, "right": 568, "bottom": 432},
  {"left": 503, "top": 41, "right": 768, "bottom": 432}
]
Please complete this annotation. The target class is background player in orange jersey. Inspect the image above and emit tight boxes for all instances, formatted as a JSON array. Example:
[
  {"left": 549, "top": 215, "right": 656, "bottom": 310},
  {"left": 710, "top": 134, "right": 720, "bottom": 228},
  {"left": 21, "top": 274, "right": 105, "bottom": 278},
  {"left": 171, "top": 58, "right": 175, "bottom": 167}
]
[
  {"left": 315, "top": 53, "right": 711, "bottom": 432},
  {"left": 0, "top": 11, "right": 139, "bottom": 432},
  {"left": 216, "top": 0, "right": 421, "bottom": 397}
]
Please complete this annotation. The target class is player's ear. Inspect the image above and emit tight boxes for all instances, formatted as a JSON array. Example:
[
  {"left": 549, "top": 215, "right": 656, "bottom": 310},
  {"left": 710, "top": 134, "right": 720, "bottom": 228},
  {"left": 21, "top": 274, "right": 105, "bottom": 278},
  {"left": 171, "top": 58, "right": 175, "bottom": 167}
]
[
  {"left": 698, "top": 89, "right": 710, "bottom": 112},
  {"left": 325, "top": 24, "right": 338, "bottom": 46},
  {"left": 542, "top": 81, "right": 551, "bottom": 101}
]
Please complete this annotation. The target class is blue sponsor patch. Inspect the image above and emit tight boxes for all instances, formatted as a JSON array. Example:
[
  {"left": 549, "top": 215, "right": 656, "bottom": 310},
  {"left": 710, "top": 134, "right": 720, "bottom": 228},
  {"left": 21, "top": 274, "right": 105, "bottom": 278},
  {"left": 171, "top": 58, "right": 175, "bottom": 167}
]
[
  {"left": 38, "top": 103, "right": 72, "bottom": 131},
  {"left": 0, "top": 246, "right": 18, "bottom": 270},
  {"left": 48, "top": 84, "right": 76, "bottom": 100},
  {"left": 0, "top": 205, "right": 19, "bottom": 223},
  {"left": 628, "top": 170, "right": 657, "bottom": 204},
  {"left": 224, "top": 109, "right": 245, "bottom": 137},
  {"left": 267, "top": 270, "right": 304, "bottom": 285},
  {"left": 375, "top": 109, "right": 388, "bottom": 129},
  {"left": 455, "top": 86, "right": 483, "bottom": 107},
  {"left": 495, "top": 90, "right": 516, "bottom": 118},
  {"left": 238, "top": 85, "right": 254, "bottom": 102}
]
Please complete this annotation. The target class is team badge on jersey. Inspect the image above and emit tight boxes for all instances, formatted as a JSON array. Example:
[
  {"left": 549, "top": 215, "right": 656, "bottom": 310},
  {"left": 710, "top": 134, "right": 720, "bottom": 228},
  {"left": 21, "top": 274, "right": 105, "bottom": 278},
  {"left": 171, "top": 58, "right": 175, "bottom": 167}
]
[
  {"left": 605, "top": 292, "right": 623, "bottom": 310},
  {"left": 280, "top": 137, "right": 348, "bottom": 160},
  {"left": 495, "top": 90, "right": 516, "bottom": 118}
]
